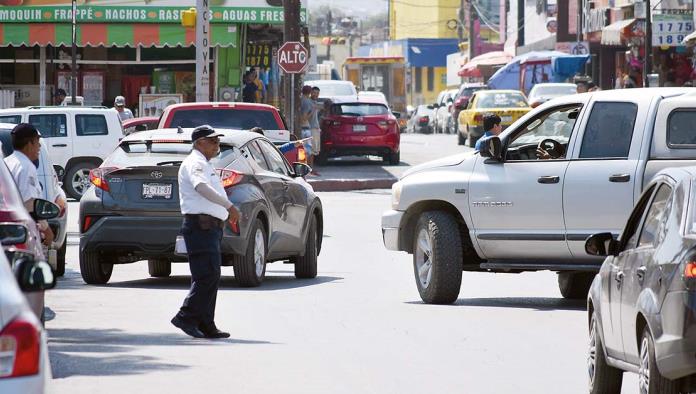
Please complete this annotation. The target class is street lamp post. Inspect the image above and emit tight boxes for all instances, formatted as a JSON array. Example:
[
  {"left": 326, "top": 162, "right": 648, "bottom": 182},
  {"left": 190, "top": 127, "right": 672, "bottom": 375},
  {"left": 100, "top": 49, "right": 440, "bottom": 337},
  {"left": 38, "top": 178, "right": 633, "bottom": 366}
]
[{"left": 71, "top": 0, "right": 77, "bottom": 105}]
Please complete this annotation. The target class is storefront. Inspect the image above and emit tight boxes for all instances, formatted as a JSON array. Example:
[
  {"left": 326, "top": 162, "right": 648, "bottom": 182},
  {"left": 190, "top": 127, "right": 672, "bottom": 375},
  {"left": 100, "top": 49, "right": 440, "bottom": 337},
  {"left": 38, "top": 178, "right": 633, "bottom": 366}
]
[{"left": 0, "top": 0, "right": 305, "bottom": 114}]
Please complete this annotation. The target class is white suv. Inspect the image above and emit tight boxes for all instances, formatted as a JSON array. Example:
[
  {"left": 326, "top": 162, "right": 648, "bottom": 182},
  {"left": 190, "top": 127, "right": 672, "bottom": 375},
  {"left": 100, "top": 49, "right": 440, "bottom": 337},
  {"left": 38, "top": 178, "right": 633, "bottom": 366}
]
[{"left": 0, "top": 107, "right": 123, "bottom": 200}]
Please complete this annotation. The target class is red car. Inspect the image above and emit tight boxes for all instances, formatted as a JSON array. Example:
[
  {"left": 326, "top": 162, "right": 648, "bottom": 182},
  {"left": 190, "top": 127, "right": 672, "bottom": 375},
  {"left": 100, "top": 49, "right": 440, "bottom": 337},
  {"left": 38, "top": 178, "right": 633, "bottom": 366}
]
[
  {"left": 319, "top": 99, "right": 400, "bottom": 165},
  {"left": 158, "top": 102, "right": 305, "bottom": 164},
  {"left": 122, "top": 116, "right": 159, "bottom": 135}
]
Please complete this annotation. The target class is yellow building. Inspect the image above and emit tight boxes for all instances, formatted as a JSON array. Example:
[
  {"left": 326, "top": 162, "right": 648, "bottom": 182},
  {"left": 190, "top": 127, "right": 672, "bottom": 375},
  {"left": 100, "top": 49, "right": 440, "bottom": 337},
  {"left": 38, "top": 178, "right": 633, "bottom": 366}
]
[{"left": 389, "top": 0, "right": 460, "bottom": 40}]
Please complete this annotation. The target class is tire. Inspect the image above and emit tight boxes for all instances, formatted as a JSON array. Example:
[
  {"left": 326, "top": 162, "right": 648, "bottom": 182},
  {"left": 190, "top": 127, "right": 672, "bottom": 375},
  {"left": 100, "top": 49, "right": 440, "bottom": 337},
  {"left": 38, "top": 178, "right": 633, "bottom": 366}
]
[
  {"left": 233, "top": 218, "right": 267, "bottom": 287},
  {"left": 558, "top": 272, "right": 594, "bottom": 299},
  {"left": 55, "top": 240, "right": 66, "bottom": 277},
  {"left": 588, "top": 312, "right": 623, "bottom": 393},
  {"left": 294, "top": 214, "right": 318, "bottom": 279},
  {"left": 148, "top": 259, "right": 171, "bottom": 277},
  {"left": 65, "top": 161, "right": 97, "bottom": 200},
  {"left": 639, "top": 327, "right": 680, "bottom": 394},
  {"left": 413, "top": 211, "right": 463, "bottom": 304},
  {"left": 388, "top": 150, "right": 400, "bottom": 165},
  {"left": 458, "top": 132, "right": 466, "bottom": 145},
  {"left": 79, "top": 250, "right": 113, "bottom": 284}
]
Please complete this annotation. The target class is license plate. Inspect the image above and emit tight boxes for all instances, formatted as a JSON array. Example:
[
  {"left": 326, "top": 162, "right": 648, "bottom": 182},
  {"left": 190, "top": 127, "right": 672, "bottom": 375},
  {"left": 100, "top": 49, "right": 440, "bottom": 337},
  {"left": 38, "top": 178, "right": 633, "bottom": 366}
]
[
  {"left": 142, "top": 183, "right": 172, "bottom": 199},
  {"left": 501, "top": 116, "right": 513, "bottom": 123},
  {"left": 353, "top": 124, "right": 367, "bottom": 132}
]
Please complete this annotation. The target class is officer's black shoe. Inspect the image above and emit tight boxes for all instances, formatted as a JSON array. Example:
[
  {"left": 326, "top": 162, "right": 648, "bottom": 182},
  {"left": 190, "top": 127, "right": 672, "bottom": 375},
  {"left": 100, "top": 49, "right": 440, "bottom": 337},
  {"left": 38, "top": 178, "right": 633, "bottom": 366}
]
[
  {"left": 200, "top": 324, "right": 231, "bottom": 339},
  {"left": 171, "top": 316, "right": 205, "bottom": 338}
]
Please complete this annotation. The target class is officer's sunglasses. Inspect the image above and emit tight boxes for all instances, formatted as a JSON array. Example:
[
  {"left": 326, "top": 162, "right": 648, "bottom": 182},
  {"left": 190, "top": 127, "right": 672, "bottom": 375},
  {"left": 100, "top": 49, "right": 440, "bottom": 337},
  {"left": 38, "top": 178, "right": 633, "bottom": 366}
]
[{"left": 204, "top": 137, "right": 220, "bottom": 144}]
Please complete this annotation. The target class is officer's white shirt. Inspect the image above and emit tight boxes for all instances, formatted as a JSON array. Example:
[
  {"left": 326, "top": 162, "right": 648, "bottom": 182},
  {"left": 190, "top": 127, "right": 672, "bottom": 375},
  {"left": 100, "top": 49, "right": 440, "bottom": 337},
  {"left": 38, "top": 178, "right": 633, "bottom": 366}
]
[
  {"left": 4, "top": 151, "right": 41, "bottom": 203},
  {"left": 178, "top": 148, "right": 228, "bottom": 221}
]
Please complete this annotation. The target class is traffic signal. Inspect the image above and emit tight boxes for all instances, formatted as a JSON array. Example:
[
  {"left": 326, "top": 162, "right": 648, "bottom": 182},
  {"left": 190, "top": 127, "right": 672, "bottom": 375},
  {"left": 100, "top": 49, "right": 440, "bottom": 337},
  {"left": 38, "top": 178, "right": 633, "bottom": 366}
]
[{"left": 181, "top": 8, "right": 197, "bottom": 28}]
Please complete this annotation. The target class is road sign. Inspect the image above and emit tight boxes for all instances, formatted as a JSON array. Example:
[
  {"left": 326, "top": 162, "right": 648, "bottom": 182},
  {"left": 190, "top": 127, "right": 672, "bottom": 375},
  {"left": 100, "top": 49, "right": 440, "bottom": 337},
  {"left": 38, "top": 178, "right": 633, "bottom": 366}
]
[{"left": 278, "top": 41, "right": 308, "bottom": 74}]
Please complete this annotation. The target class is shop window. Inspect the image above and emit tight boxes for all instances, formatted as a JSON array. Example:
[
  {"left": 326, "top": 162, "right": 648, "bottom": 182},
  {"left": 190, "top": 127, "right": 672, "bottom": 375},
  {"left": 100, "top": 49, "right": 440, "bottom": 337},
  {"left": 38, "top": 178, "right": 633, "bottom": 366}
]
[
  {"left": 427, "top": 67, "right": 434, "bottom": 91},
  {"left": 667, "top": 110, "right": 696, "bottom": 147},
  {"left": 28, "top": 114, "right": 67, "bottom": 138},
  {"left": 415, "top": 67, "right": 422, "bottom": 93},
  {"left": 579, "top": 102, "right": 637, "bottom": 159},
  {"left": 76, "top": 115, "right": 108, "bottom": 136}
]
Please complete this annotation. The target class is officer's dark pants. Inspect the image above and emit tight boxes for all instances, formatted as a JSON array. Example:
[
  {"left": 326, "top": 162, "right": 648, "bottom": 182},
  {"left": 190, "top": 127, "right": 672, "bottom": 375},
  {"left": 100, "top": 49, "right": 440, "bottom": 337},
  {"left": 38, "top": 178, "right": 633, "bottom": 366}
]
[{"left": 176, "top": 216, "right": 222, "bottom": 328}]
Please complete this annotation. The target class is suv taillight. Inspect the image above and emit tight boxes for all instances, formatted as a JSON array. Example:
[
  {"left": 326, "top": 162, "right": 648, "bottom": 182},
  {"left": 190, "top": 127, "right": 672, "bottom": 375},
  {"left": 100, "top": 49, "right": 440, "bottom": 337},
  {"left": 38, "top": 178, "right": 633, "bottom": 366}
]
[
  {"left": 89, "top": 167, "right": 119, "bottom": 192},
  {"left": 0, "top": 316, "right": 40, "bottom": 378}
]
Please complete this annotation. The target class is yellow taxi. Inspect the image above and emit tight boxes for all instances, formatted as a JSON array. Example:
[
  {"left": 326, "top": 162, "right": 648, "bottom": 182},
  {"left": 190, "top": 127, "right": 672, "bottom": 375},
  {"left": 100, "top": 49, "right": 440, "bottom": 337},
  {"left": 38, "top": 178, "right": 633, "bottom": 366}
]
[{"left": 457, "top": 89, "right": 531, "bottom": 147}]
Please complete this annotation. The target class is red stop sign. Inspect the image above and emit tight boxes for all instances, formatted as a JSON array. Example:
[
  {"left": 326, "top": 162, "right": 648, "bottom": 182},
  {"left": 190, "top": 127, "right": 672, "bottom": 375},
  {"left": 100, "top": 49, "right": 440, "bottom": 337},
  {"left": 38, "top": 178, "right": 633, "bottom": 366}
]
[{"left": 277, "top": 41, "right": 308, "bottom": 74}]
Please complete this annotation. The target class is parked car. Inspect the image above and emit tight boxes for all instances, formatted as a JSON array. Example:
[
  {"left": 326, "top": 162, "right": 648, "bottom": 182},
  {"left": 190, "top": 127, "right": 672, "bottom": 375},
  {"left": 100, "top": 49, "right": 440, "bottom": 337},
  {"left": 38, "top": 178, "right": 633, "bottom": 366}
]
[
  {"left": 0, "top": 124, "right": 68, "bottom": 276},
  {"left": 586, "top": 166, "right": 696, "bottom": 393},
  {"left": 358, "top": 91, "right": 388, "bottom": 106},
  {"left": 0, "top": 107, "right": 124, "bottom": 200},
  {"left": 0, "top": 251, "right": 55, "bottom": 393},
  {"left": 318, "top": 100, "right": 400, "bottom": 165},
  {"left": 457, "top": 89, "right": 531, "bottom": 147},
  {"left": 308, "top": 80, "right": 358, "bottom": 102},
  {"left": 527, "top": 83, "right": 577, "bottom": 108},
  {"left": 122, "top": 116, "right": 159, "bottom": 135},
  {"left": 451, "top": 83, "right": 488, "bottom": 135},
  {"left": 79, "top": 128, "right": 323, "bottom": 287},
  {"left": 406, "top": 105, "right": 435, "bottom": 134},
  {"left": 157, "top": 102, "right": 305, "bottom": 165},
  {"left": 382, "top": 88, "right": 696, "bottom": 304},
  {"left": 433, "top": 89, "right": 458, "bottom": 134}
]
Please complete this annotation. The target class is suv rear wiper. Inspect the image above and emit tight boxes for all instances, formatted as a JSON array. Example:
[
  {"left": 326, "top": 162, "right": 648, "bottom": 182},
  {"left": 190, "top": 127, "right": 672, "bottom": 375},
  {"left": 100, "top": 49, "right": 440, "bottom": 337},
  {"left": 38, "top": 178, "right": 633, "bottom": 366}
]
[{"left": 156, "top": 161, "right": 183, "bottom": 166}]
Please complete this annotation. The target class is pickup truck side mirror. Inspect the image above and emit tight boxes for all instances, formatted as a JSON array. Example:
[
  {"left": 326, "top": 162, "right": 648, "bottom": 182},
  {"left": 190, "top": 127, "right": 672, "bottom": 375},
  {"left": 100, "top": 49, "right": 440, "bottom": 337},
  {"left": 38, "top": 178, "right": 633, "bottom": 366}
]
[
  {"left": 479, "top": 137, "right": 502, "bottom": 161},
  {"left": 585, "top": 232, "right": 619, "bottom": 257}
]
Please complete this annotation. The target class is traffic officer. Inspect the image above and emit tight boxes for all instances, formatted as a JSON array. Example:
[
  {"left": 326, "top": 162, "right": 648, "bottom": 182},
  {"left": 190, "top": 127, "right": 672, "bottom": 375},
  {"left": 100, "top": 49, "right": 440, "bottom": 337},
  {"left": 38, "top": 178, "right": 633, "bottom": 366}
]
[
  {"left": 4, "top": 123, "right": 54, "bottom": 246},
  {"left": 171, "top": 125, "right": 240, "bottom": 339}
]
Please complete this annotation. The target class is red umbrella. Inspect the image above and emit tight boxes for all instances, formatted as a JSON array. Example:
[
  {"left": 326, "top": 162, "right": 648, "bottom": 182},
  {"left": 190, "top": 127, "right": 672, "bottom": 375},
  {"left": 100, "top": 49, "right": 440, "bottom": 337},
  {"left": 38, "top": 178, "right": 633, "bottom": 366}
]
[{"left": 458, "top": 51, "right": 514, "bottom": 77}]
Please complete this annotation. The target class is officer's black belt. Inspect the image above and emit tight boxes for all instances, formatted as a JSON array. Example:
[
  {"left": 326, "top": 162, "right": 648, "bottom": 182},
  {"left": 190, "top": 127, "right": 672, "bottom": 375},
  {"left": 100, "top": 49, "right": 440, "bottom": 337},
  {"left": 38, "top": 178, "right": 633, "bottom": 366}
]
[{"left": 184, "top": 214, "right": 224, "bottom": 229}]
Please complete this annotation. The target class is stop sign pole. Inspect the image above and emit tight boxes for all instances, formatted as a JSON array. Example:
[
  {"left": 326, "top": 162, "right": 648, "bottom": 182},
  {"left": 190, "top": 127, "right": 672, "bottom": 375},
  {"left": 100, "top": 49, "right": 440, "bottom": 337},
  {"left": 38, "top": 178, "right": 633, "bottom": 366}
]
[{"left": 278, "top": 42, "right": 308, "bottom": 135}]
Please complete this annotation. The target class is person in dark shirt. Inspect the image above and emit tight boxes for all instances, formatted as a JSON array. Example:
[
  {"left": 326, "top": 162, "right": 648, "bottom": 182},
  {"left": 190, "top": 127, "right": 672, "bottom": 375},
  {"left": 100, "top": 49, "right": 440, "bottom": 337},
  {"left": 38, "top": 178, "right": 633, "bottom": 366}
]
[
  {"left": 474, "top": 114, "right": 502, "bottom": 152},
  {"left": 242, "top": 72, "right": 258, "bottom": 103}
]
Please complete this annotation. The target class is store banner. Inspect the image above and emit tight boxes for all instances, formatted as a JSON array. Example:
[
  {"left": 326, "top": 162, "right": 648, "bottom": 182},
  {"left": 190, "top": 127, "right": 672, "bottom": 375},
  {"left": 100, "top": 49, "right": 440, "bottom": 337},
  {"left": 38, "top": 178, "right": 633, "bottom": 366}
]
[
  {"left": 0, "top": 0, "right": 307, "bottom": 24},
  {"left": 652, "top": 14, "right": 694, "bottom": 47}
]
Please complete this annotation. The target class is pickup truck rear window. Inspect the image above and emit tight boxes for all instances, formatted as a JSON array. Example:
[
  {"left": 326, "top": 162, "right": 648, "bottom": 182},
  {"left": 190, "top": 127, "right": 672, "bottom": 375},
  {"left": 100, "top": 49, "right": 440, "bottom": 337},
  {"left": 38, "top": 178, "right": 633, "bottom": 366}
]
[
  {"left": 579, "top": 102, "right": 637, "bottom": 159},
  {"left": 168, "top": 109, "right": 280, "bottom": 130},
  {"left": 667, "top": 110, "right": 696, "bottom": 147},
  {"left": 0, "top": 115, "right": 20, "bottom": 124}
]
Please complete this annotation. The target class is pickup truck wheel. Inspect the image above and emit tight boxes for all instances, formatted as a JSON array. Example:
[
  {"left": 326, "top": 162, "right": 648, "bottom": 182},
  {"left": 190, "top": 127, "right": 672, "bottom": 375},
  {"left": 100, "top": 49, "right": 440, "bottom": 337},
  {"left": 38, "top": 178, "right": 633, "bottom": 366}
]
[
  {"left": 639, "top": 327, "right": 679, "bottom": 394},
  {"left": 233, "top": 218, "right": 266, "bottom": 287},
  {"left": 55, "top": 240, "right": 66, "bottom": 277},
  {"left": 65, "top": 162, "right": 97, "bottom": 200},
  {"left": 80, "top": 251, "right": 113, "bottom": 284},
  {"left": 294, "top": 214, "right": 318, "bottom": 279},
  {"left": 413, "top": 211, "right": 463, "bottom": 304},
  {"left": 588, "top": 312, "right": 623, "bottom": 393},
  {"left": 148, "top": 259, "right": 171, "bottom": 277},
  {"left": 558, "top": 272, "right": 594, "bottom": 299}
]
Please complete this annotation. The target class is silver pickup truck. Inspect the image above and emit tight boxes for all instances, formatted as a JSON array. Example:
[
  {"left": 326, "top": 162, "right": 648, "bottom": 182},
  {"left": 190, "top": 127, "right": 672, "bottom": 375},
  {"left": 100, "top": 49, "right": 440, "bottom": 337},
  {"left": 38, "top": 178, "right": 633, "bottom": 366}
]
[{"left": 382, "top": 88, "right": 696, "bottom": 304}]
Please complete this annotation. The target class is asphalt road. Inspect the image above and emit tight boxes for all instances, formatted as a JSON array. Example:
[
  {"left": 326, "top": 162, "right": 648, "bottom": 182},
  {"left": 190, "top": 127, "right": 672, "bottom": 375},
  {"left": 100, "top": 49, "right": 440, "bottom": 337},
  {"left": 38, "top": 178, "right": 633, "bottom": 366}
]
[{"left": 46, "top": 134, "right": 641, "bottom": 393}]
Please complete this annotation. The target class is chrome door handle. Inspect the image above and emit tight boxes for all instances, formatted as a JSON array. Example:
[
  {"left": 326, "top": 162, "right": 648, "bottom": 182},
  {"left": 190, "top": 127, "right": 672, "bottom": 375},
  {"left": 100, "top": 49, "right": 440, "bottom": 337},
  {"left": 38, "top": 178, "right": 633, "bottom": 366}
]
[
  {"left": 537, "top": 176, "right": 560, "bottom": 184},
  {"left": 52, "top": 144, "right": 68, "bottom": 147},
  {"left": 636, "top": 266, "right": 646, "bottom": 281},
  {"left": 609, "top": 174, "right": 630, "bottom": 183}
]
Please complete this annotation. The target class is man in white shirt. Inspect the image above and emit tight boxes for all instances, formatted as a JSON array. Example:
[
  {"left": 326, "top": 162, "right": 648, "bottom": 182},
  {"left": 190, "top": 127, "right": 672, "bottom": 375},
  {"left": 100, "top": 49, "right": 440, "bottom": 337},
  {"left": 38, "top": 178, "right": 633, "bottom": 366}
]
[
  {"left": 114, "top": 96, "right": 134, "bottom": 122},
  {"left": 4, "top": 123, "right": 54, "bottom": 246},
  {"left": 171, "top": 125, "right": 240, "bottom": 339}
]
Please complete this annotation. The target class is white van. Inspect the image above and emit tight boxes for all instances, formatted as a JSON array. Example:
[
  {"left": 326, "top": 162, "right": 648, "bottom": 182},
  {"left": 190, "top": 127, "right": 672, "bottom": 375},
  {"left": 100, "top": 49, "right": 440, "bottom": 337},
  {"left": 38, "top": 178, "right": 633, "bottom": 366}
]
[{"left": 0, "top": 107, "right": 123, "bottom": 200}]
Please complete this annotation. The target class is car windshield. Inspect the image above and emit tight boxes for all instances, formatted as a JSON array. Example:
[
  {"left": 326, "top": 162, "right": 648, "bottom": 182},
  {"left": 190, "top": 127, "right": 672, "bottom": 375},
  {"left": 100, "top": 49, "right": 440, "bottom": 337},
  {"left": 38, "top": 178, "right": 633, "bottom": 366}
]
[
  {"left": 332, "top": 103, "right": 389, "bottom": 116},
  {"left": 458, "top": 86, "right": 486, "bottom": 98},
  {"left": 530, "top": 85, "right": 577, "bottom": 99},
  {"left": 168, "top": 109, "right": 280, "bottom": 130},
  {"left": 314, "top": 83, "right": 355, "bottom": 96},
  {"left": 107, "top": 143, "right": 239, "bottom": 167},
  {"left": 477, "top": 92, "right": 528, "bottom": 108}
]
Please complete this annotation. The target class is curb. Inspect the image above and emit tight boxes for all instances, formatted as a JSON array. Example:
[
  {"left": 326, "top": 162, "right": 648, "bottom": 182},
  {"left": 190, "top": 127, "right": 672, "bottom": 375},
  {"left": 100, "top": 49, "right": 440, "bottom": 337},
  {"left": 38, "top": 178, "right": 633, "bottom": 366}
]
[{"left": 307, "top": 178, "right": 397, "bottom": 192}]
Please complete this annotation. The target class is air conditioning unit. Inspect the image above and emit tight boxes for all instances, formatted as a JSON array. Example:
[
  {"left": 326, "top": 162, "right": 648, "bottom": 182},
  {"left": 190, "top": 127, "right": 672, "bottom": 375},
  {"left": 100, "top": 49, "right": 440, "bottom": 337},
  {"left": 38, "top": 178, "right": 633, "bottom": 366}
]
[{"left": 219, "top": 87, "right": 237, "bottom": 102}]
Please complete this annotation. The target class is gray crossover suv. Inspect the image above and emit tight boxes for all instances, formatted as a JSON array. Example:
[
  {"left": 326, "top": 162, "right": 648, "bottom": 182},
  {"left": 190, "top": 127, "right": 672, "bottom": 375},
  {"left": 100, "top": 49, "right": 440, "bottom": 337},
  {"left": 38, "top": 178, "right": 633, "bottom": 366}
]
[{"left": 79, "top": 128, "right": 323, "bottom": 287}]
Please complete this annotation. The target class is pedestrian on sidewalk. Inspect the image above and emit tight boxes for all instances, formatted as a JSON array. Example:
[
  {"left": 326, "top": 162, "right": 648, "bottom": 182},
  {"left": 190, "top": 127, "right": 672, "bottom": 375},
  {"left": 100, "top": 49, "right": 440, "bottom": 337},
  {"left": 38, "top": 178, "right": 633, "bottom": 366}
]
[
  {"left": 242, "top": 72, "right": 258, "bottom": 103},
  {"left": 300, "top": 85, "right": 316, "bottom": 171},
  {"left": 309, "top": 86, "right": 322, "bottom": 175},
  {"left": 114, "top": 96, "right": 134, "bottom": 122},
  {"left": 172, "top": 125, "right": 241, "bottom": 339}
]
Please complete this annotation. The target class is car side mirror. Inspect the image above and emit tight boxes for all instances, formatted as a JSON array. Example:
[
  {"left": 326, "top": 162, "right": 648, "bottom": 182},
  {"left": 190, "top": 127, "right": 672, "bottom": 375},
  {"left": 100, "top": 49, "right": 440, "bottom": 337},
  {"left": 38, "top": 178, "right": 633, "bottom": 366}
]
[
  {"left": 392, "top": 111, "right": 401, "bottom": 119},
  {"left": 293, "top": 162, "right": 311, "bottom": 178},
  {"left": 585, "top": 232, "right": 619, "bottom": 257},
  {"left": 479, "top": 137, "right": 502, "bottom": 161},
  {"left": 32, "top": 199, "right": 60, "bottom": 220},
  {"left": 13, "top": 257, "right": 56, "bottom": 292},
  {"left": 0, "top": 224, "right": 27, "bottom": 246},
  {"left": 53, "top": 165, "right": 65, "bottom": 180}
]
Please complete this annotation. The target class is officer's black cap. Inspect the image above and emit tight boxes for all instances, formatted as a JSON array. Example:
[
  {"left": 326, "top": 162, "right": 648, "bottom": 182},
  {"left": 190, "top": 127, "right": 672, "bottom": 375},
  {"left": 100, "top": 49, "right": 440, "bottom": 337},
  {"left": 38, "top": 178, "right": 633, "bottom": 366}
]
[
  {"left": 191, "top": 125, "right": 224, "bottom": 142},
  {"left": 11, "top": 123, "right": 41, "bottom": 139}
]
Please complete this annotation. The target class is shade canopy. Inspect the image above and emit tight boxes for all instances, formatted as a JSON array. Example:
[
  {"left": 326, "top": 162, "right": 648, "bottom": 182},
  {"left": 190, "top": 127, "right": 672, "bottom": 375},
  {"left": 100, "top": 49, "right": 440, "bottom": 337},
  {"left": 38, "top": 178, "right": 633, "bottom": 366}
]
[
  {"left": 457, "top": 51, "right": 513, "bottom": 77},
  {"left": 488, "top": 51, "right": 589, "bottom": 92}
]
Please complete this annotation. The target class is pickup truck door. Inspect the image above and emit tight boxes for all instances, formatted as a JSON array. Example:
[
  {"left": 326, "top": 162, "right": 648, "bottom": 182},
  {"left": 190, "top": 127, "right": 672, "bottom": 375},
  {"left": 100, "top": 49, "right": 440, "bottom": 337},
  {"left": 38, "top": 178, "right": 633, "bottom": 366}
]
[
  {"left": 564, "top": 100, "right": 644, "bottom": 258},
  {"left": 468, "top": 104, "right": 582, "bottom": 259}
]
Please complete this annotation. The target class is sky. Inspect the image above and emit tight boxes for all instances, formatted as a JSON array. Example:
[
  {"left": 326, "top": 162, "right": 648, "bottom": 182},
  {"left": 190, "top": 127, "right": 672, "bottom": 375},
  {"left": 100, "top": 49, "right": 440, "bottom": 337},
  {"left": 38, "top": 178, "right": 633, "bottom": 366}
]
[{"left": 308, "top": 0, "right": 388, "bottom": 16}]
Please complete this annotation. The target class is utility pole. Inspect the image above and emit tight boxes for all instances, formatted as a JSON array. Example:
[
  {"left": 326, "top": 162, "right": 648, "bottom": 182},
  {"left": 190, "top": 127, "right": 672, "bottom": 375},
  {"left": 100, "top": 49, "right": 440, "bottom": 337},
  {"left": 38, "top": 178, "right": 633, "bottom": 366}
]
[
  {"left": 283, "top": 0, "right": 302, "bottom": 137},
  {"left": 468, "top": 0, "right": 476, "bottom": 60},
  {"left": 644, "top": 0, "right": 652, "bottom": 86},
  {"left": 326, "top": 9, "right": 332, "bottom": 60},
  {"left": 71, "top": 0, "right": 77, "bottom": 105}
]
